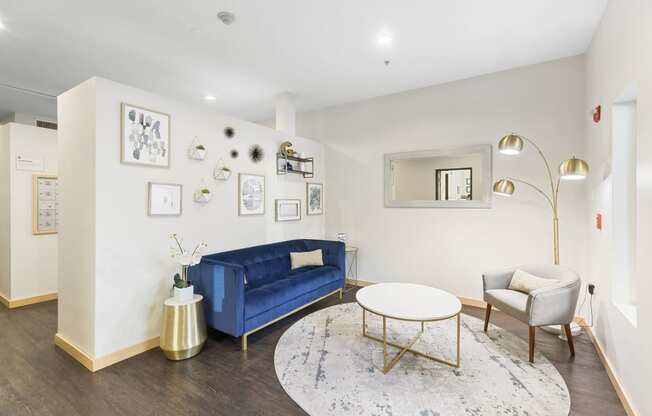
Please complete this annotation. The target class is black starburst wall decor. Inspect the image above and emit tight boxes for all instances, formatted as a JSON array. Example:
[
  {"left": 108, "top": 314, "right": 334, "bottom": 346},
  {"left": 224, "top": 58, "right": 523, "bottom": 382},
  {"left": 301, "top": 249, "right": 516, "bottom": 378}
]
[
  {"left": 230, "top": 149, "right": 239, "bottom": 159},
  {"left": 249, "top": 144, "right": 264, "bottom": 163},
  {"left": 224, "top": 126, "right": 235, "bottom": 138}
]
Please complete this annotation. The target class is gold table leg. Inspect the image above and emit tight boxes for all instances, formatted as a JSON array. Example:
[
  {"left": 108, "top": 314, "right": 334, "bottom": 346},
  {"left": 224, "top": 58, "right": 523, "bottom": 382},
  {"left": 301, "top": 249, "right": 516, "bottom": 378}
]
[{"left": 363, "top": 311, "right": 461, "bottom": 373}]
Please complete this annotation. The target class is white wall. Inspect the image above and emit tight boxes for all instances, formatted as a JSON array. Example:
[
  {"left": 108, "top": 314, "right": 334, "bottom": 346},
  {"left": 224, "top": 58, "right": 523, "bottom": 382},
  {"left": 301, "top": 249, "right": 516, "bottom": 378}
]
[
  {"left": 57, "top": 78, "right": 97, "bottom": 355},
  {"left": 0, "top": 123, "right": 58, "bottom": 301},
  {"left": 292, "top": 56, "right": 587, "bottom": 301},
  {"left": 58, "top": 77, "right": 325, "bottom": 359},
  {"left": 584, "top": 0, "right": 652, "bottom": 414}
]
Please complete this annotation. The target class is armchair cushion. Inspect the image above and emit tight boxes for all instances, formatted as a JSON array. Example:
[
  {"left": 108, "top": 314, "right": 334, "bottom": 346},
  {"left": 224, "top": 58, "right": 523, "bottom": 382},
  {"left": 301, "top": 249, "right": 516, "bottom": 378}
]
[
  {"left": 484, "top": 289, "right": 529, "bottom": 323},
  {"left": 508, "top": 269, "right": 559, "bottom": 294}
]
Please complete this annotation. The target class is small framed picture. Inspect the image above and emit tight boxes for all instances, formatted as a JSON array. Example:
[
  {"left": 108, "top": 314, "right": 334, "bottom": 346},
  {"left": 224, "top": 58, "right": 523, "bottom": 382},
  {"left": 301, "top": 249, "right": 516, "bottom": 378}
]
[
  {"left": 306, "top": 182, "right": 323, "bottom": 215},
  {"left": 121, "top": 103, "right": 171, "bottom": 168},
  {"left": 238, "top": 173, "right": 265, "bottom": 216},
  {"left": 148, "top": 182, "right": 182, "bottom": 216},
  {"left": 275, "top": 199, "right": 301, "bottom": 222}
]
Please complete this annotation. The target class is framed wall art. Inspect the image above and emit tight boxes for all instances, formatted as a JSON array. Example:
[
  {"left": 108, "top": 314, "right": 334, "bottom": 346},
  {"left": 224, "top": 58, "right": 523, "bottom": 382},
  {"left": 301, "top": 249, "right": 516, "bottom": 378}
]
[
  {"left": 306, "top": 182, "right": 323, "bottom": 215},
  {"left": 238, "top": 173, "right": 265, "bottom": 216},
  {"left": 121, "top": 103, "right": 171, "bottom": 168},
  {"left": 32, "top": 174, "right": 58, "bottom": 235},
  {"left": 148, "top": 182, "right": 182, "bottom": 216},
  {"left": 275, "top": 199, "right": 301, "bottom": 222}
]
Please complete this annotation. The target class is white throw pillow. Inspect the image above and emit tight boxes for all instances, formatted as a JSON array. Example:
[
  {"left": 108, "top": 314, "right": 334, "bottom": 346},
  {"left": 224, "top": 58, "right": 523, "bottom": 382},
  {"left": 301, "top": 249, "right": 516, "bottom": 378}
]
[
  {"left": 508, "top": 269, "right": 559, "bottom": 294},
  {"left": 290, "top": 249, "right": 324, "bottom": 270}
]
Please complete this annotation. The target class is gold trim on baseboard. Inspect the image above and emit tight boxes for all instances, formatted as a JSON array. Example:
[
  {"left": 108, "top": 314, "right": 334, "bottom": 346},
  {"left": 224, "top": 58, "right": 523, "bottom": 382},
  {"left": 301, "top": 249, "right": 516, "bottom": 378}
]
[
  {"left": 54, "top": 333, "right": 160, "bottom": 372},
  {"left": 0, "top": 292, "right": 10, "bottom": 308},
  {"left": 345, "top": 280, "right": 488, "bottom": 309},
  {"left": 576, "top": 318, "right": 637, "bottom": 416},
  {"left": 93, "top": 337, "right": 160, "bottom": 371},
  {"left": 458, "top": 296, "right": 487, "bottom": 309},
  {"left": 0, "top": 292, "right": 57, "bottom": 309},
  {"left": 346, "top": 278, "right": 373, "bottom": 287},
  {"left": 54, "top": 334, "right": 94, "bottom": 371}
]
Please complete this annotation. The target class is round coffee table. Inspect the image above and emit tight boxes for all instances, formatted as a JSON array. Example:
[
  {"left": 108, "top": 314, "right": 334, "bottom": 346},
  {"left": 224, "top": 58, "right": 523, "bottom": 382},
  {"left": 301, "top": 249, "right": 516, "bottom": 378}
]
[{"left": 356, "top": 283, "right": 462, "bottom": 374}]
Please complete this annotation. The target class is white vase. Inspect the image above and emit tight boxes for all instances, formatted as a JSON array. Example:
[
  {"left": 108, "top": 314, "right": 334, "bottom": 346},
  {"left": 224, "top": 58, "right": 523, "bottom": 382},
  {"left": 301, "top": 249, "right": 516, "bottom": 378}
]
[{"left": 173, "top": 285, "right": 194, "bottom": 303}]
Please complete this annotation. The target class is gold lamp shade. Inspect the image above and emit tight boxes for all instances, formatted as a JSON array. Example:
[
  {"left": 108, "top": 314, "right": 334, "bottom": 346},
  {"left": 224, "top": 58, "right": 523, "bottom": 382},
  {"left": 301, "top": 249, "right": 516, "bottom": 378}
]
[
  {"left": 559, "top": 157, "right": 589, "bottom": 180},
  {"left": 493, "top": 179, "right": 515, "bottom": 196},
  {"left": 498, "top": 134, "right": 524, "bottom": 155}
]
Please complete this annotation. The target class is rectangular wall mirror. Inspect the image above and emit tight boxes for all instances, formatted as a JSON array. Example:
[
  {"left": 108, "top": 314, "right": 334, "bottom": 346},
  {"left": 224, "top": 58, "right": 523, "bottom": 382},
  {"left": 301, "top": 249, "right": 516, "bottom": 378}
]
[{"left": 384, "top": 144, "right": 492, "bottom": 208}]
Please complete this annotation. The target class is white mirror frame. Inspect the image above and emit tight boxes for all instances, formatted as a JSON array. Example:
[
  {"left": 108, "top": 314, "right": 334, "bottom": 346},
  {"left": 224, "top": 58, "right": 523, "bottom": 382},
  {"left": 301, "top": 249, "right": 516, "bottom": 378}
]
[{"left": 384, "top": 144, "right": 493, "bottom": 209}]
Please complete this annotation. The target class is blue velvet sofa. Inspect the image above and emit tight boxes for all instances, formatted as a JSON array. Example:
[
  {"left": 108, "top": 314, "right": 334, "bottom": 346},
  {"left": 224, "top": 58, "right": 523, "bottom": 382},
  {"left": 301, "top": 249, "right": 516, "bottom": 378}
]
[{"left": 189, "top": 239, "right": 345, "bottom": 350}]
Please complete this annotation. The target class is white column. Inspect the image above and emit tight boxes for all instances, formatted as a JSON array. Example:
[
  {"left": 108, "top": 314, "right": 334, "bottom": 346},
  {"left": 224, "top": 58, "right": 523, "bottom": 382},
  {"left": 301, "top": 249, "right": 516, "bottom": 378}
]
[{"left": 275, "top": 92, "right": 296, "bottom": 137}]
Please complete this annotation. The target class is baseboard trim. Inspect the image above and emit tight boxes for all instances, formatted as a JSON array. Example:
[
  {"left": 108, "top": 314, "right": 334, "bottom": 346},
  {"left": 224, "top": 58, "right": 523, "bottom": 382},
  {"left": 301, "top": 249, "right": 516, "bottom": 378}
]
[
  {"left": 346, "top": 278, "right": 373, "bottom": 287},
  {"left": 346, "top": 279, "right": 488, "bottom": 309},
  {"left": 576, "top": 318, "right": 637, "bottom": 416},
  {"left": 55, "top": 333, "right": 160, "bottom": 372},
  {"left": 93, "top": 337, "right": 160, "bottom": 371},
  {"left": 0, "top": 292, "right": 57, "bottom": 309},
  {"left": 458, "top": 296, "right": 487, "bottom": 309},
  {"left": 54, "top": 334, "right": 94, "bottom": 371},
  {"left": 0, "top": 291, "right": 9, "bottom": 308}
]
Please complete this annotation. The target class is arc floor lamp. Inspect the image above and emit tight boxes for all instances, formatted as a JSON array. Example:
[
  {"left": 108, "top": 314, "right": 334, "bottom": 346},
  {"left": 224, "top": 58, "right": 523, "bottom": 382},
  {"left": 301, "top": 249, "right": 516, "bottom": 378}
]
[{"left": 493, "top": 133, "right": 589, "bottom": 265}]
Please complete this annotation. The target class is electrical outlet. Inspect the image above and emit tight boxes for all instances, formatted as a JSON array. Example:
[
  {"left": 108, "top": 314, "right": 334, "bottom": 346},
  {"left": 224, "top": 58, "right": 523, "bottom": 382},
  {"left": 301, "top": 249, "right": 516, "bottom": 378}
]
[{"left": 588, "top": 284, "right": 595, "bottom": 295}]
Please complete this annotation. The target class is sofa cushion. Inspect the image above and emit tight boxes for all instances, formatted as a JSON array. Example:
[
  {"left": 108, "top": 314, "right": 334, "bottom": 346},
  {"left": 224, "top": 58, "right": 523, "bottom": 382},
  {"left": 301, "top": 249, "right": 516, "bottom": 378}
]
[
  {"left": 245, "top": 266, "right": 341, "bottom": 319},
  {"left": 484, "top": 289, "right": 529, "bottom": 323},
  {"left": 290, "top": 249, "right": 324, "bottom": 269}
]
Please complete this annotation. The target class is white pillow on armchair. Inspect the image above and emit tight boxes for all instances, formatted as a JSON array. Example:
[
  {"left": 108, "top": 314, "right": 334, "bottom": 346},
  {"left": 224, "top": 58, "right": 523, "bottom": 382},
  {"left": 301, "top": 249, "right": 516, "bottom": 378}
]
[{"left": 508, "top": 269, "right": 559, "bottom": 294}]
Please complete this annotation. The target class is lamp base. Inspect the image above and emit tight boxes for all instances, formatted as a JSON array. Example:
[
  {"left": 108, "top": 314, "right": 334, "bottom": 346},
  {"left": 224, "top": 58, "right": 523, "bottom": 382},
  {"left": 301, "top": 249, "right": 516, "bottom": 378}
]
[{"left": 540, "top": 322, "right": 582, "bottom": 340}]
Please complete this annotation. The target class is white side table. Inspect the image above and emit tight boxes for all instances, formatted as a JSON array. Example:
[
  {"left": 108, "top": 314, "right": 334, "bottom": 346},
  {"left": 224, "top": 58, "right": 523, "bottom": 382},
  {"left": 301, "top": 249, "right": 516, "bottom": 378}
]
[{"left": 344, "top": 246, "right": 359, "bottom": 291}]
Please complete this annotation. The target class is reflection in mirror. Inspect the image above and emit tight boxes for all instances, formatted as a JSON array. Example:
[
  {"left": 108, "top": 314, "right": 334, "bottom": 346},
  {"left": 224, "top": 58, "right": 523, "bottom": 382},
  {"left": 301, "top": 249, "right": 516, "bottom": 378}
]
[
  {"left": 436, "top": 168, "right": 472, "bottom": 200},
  {"left": 384, "top": 145, "right": 492, "bottom": 208}
]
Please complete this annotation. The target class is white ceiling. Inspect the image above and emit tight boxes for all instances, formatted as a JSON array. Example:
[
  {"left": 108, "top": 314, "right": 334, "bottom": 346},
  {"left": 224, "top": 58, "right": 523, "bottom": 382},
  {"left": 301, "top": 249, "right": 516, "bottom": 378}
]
[{"left": 0, "top": 0, "right": 607, "bottom": 122}]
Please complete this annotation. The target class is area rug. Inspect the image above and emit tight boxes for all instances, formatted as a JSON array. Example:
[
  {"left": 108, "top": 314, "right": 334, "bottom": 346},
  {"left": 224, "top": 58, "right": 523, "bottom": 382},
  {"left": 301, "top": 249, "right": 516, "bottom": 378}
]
[{"left": 274, "top": 302, "right": 570, "bottom": 416}]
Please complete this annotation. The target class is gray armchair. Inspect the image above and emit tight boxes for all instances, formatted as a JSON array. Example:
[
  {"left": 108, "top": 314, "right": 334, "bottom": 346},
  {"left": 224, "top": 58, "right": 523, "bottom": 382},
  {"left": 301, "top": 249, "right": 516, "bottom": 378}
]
[{"left": 482, "top": 264, "right": 581, "bottom": 363}]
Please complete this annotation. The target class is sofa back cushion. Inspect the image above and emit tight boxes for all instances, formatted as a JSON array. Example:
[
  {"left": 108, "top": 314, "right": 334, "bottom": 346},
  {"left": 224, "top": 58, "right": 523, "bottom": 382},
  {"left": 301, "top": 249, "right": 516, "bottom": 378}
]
[{"left": 205, "top": 240, "right": 309, "bottom": 286}]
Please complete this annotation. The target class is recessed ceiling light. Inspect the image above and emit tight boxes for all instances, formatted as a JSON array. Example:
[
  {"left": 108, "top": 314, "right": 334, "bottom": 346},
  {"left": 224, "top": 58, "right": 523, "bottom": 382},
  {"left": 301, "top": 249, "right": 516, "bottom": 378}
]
[
  {"left": 204, "top": 95, "right": 217, "bottom": 101},
  {"left": 217, "top": 11, "right": 235, "bottom": 25},
  {"left": 0, "top": 18, "right": 5, "bottom": 30},
  {"left": 377, "top": 33, "right": 393, "bottom": 47}
]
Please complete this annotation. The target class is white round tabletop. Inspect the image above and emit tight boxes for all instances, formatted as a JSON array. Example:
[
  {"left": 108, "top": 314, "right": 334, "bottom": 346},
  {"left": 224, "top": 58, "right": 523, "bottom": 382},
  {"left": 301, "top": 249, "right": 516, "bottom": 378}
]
[
  {"left": 164, "top": 294, "right": 203, "bottom": 307},
  {"left": 356, "top": 283, "right": 461, "bottom": 321}
]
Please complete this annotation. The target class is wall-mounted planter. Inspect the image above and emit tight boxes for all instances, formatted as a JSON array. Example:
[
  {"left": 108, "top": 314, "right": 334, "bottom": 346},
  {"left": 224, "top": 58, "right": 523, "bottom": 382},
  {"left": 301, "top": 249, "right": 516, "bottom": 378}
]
[
  {"left": 213, "top": 158, "right": 232, "bottom": 181},
  {"left": 188, "top": 137, "right": 207, "bottom": 160},
  {"left": 194, "top": 188, "right": 212, "bottom": 203}
]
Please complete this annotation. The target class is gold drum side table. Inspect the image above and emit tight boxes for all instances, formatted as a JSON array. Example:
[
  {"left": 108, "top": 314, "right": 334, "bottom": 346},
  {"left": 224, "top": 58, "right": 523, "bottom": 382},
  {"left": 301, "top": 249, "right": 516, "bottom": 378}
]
[{"left": 160, "top": 294, "right": 207, "bottom": 360}]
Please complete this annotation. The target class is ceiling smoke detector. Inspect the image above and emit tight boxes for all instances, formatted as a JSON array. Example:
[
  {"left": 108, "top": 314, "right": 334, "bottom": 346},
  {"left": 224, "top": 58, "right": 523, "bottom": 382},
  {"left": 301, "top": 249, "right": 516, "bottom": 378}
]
[{"left": 217, "top": 11, "right": 235, "bottom": 25}]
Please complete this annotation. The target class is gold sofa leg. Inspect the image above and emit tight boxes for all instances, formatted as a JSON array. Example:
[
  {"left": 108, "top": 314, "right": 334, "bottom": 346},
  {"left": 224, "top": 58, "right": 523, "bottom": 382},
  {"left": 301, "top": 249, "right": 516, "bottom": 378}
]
[
  {"left": 241, "top": 335, "right": 248, "bottom": 351},
  {"left": 338, "top": 288, "right": 343, "bottom": 301}
]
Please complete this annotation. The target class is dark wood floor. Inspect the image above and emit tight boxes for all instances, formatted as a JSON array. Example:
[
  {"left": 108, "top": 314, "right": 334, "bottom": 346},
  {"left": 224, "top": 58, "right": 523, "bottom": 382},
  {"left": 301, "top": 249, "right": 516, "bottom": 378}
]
[{"left": 0, "top": 288, "right": 626, "bottom": 416}]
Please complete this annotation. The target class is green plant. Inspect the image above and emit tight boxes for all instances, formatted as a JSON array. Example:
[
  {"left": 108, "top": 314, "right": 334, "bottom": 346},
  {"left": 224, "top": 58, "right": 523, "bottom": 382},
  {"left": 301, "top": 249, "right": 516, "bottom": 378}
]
[
  {"left": 221, "top": 167, "right": 231, "bottom": 172},
  {"left": 173, "top": 273, "right": 189, "bottom": 289},
  {"left": 195, "top": 144, "right": 206, "bottom": 151},
  {"left": 201, "top": 188, "right": 210, "bottom": 194}
]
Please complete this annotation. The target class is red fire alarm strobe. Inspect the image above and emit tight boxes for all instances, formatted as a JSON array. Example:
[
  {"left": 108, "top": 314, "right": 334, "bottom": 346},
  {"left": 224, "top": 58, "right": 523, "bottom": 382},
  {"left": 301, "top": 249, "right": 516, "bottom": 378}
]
[
  {"left": 593, "top": 105, "right": 601, "bottom": 123},
  {"left": 596, "top": 213, "right": 603, "bottom": 230}
]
